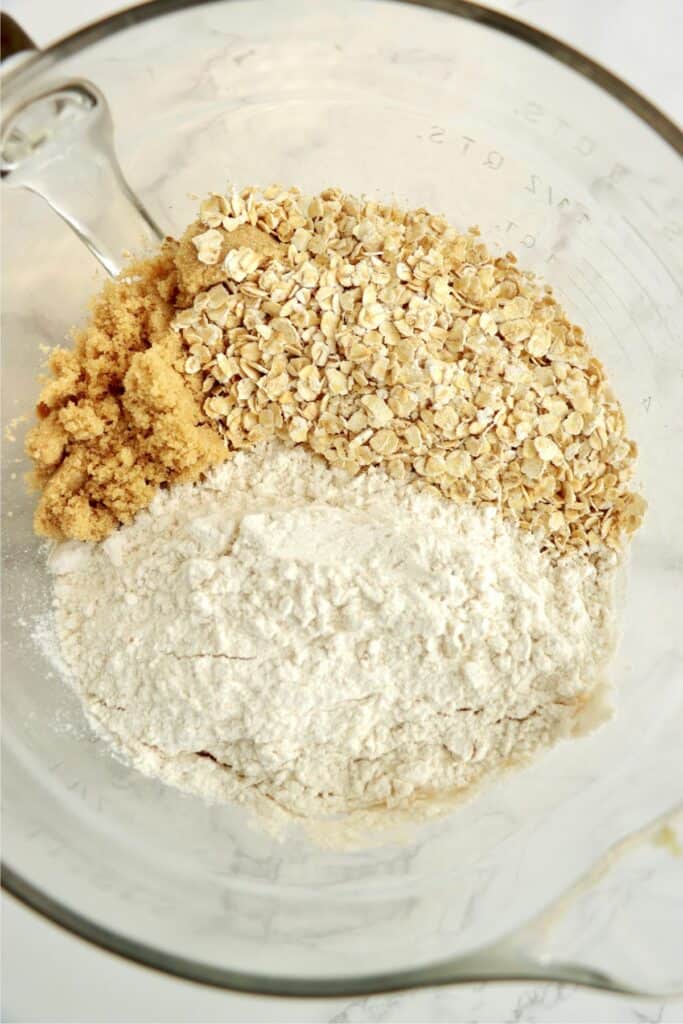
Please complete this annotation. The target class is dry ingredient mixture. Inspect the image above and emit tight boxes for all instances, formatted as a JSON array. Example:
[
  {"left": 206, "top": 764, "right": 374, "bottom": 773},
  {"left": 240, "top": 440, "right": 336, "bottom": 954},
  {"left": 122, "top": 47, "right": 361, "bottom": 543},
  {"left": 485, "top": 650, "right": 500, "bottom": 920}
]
[
  {"left": 28, "top": 185, "right": 645, "bottom": 551},
  {"left": 28, "top": 185, "right": 645, "bottom": 834}
]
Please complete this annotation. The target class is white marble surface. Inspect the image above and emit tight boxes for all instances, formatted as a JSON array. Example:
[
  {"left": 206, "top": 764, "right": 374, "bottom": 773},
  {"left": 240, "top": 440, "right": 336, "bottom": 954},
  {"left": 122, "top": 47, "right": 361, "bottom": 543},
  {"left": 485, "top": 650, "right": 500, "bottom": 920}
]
[{"left": 2, "top": 1, "right": 682, "bottom": 1021}]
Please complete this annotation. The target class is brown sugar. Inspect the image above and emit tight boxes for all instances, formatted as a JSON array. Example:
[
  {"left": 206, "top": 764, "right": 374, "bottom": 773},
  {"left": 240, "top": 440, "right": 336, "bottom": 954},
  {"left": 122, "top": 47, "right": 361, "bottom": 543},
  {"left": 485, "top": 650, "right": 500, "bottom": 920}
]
[
  {"left": 175, "top": 220, "right": 283, "bottom": 300},
  {"left": 26, "top": 243, "right": 227, "bottom": 541}
]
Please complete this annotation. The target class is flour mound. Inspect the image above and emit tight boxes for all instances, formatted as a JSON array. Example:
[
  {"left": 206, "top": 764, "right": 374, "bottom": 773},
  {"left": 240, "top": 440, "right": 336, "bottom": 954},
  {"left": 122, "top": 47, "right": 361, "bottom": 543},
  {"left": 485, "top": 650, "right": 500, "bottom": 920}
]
[{"left": 50, "top": 443, "right": 617, "bottom": 826}]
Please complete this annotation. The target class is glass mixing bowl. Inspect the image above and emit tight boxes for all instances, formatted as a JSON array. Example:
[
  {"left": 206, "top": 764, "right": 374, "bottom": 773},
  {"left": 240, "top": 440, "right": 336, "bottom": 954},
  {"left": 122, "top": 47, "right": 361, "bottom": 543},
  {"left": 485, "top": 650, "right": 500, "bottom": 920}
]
[{"left": 2, "top": 0, "right": 682, "bottom": 998}]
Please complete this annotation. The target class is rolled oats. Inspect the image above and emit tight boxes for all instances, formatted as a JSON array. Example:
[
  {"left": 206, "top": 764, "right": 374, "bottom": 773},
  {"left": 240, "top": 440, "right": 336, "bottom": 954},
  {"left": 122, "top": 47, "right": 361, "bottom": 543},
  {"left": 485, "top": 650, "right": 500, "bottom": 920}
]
[
  {"left": 192, "top": 228, "right": 224, "bottom": 265},
  {"left": 171, "top": 185, "right": 645, "bottom": 556}
]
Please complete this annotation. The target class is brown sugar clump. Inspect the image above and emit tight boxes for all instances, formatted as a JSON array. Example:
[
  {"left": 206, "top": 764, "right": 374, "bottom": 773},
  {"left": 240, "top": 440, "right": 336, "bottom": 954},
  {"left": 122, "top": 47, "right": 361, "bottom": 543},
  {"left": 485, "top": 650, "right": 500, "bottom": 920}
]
[
  {"left": 26, "top": 243, "right": 227, "bottom": 541},
  {"left": 175, "top": 220, "right": 283, "bottom": 301}
]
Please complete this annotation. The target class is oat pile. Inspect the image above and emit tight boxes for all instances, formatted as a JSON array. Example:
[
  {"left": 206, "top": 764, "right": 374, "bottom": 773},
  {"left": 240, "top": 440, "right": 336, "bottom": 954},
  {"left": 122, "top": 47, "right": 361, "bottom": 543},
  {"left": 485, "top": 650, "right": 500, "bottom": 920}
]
[{"left": 27, "top": 185, "right": 645, "bottom": 553}]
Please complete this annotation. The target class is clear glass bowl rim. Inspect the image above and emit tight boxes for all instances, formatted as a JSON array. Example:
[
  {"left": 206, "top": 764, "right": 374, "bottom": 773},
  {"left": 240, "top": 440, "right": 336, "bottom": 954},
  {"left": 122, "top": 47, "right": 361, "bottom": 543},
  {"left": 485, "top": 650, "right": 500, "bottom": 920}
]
[{"left": 2, "top": 0, "right": 682, "bottom": 998}]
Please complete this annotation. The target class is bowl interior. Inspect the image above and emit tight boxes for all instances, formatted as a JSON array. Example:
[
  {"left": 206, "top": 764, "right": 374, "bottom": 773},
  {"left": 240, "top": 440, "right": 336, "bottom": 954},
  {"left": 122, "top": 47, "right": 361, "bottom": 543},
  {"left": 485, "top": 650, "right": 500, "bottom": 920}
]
[{"left": 2, "top": 0, "right": 682, "bottom": 992}]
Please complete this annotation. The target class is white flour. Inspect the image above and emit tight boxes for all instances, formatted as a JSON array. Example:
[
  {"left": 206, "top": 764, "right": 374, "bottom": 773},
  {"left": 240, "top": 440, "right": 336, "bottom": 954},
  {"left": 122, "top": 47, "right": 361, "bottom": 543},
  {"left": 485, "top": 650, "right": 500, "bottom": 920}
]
[{"left": 49, "top": 442, "right": 617, "bottom": 831}]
